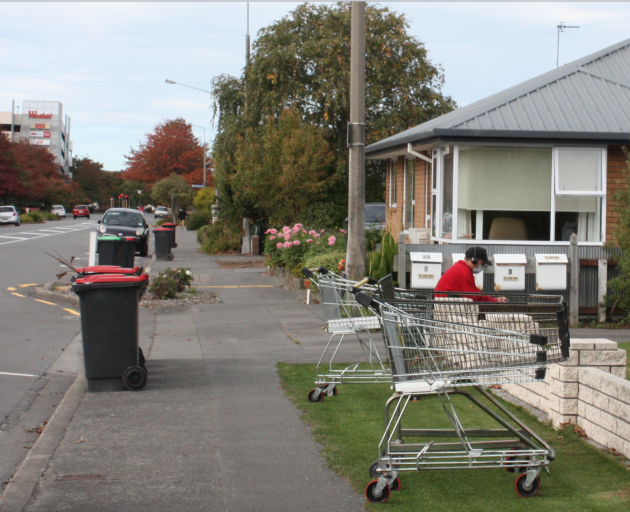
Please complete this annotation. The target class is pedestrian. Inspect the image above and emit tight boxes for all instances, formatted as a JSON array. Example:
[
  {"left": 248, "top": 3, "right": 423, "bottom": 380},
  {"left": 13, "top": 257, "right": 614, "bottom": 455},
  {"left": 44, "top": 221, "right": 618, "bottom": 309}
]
[
  {"left": 178, "top": 207, "right": 187, "bottom": 228},
  {"left": 434, "top": 246, "right": 507, "bottom": 302}
]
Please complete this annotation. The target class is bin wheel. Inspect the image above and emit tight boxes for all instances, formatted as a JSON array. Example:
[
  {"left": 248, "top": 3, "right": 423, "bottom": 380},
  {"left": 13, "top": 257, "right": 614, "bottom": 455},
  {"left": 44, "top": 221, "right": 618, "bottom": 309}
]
[
  {"left": 390, "top": 477, "right": 401, "bottom": 492},
  {"left": 365, "top": 480, "right": 390, "bottom": 503},
  {"left": 307, "top": 389, "right": 323, "bottom": 402},
  {"left": 514, "top": 474, "right": 541, "bottom": 498},
  {"left": 122, "top": 366, "right": 148, "bottom": 391},
  {"left": 166, "top": 254, "right": 174, "bottom": 261},
  {"left": 138, "top": 348, "right": 145, "bottom": 366}
]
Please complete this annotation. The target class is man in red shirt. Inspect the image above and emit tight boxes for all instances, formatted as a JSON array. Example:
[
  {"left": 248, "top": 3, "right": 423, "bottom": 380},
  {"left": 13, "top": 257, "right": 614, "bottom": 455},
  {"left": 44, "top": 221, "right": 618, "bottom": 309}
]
[{"left": 435, "top": 246, "right": 507, "bottom": 303}]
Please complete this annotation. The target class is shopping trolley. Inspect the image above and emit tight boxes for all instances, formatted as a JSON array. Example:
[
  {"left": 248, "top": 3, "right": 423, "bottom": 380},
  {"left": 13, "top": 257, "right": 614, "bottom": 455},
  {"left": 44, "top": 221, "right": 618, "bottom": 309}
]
[
  {"left": 352, "top": 292, "right": 570, "bottom": 503},
  {"left": 301, "top": 267, "right": 391, "bottom": 402}
]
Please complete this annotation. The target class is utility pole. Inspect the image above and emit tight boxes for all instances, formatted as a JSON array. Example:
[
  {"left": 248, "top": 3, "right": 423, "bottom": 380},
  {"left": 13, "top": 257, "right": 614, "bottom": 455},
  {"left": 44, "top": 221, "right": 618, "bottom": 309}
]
[
  {"left": 346, "top": 2, "right": 366, "bottom": 280},
  {"left": 241, "top": 2, "right": 252, "bottom": 254},
  {"left": 556, "top": 22, "right": 579, "bottom": 68}
]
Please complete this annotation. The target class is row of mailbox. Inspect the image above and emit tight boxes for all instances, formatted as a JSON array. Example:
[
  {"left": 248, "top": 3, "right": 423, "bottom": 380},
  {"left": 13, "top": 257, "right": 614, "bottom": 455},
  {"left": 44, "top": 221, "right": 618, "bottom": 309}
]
[{"left": 410, "top": 253, "right": 569, "bottom": 291}]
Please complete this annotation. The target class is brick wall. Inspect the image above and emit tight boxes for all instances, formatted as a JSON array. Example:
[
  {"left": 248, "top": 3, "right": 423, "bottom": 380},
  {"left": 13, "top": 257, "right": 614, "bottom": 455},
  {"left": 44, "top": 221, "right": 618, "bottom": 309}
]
[
  {"left": 606, "top": 145, "right": 627, "bottom": 245},
  {"left": 502, "top": 338, "right": 630, "bottom": 457}
]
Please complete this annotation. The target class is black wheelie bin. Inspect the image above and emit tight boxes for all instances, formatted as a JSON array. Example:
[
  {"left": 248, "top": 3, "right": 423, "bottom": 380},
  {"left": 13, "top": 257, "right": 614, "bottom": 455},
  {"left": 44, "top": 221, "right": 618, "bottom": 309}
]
[
  {"left": 162, "top": 222, "right": 178, "bottom": 248},
  {"left": 97, "top": 235, "right": 136, "bottom": 268},
  {"left": 72, "top": 273, "right": 150, "bottom": 392},
  {"left": 154, "top": 227, "right": 174, "bottom": 261}
]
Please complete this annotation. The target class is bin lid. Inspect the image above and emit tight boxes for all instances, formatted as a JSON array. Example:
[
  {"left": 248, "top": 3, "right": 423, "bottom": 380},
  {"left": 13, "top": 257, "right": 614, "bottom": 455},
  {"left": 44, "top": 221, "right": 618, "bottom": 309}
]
[
  {"left": 410, "top": 252, "right": 443, "bottom": 263},
  {"left": 162, "top": 223, "right": 177, "bottom": 227},
  {"left": 153, "top": 227, "right": 174, "bottom": 232},
  {"left": 494, "top": 253, "right": 527, "bottom": 265},
  {"left": 75, "top": 265, "right": 143, "bottom": 275},
  {"left": 535, "top": 254, "right": 568, "bottom": 265},
  {"left": 75, "top": 273, "right": 149, "bottom": 285}
]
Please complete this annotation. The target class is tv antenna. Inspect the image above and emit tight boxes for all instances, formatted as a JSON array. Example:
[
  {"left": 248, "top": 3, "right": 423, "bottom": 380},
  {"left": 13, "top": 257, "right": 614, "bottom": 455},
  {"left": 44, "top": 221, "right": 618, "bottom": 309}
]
[{"left": 557, "top": 22, "right": 579, "bottom": 68}]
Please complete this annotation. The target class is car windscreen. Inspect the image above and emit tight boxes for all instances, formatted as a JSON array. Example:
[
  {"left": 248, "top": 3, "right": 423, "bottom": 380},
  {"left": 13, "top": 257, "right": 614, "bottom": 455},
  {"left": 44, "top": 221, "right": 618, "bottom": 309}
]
[
  {"left": 156, "top": 207, "right": 167, "bottom": 211},
  {"left": 53, "top": 205, "right": 63, "bottom": 209},
  {"left": 103, "top": 212, "right": 144, "bottom": 227},
  {"left": 365, "top": 205, "right": 385, "bottom": 223},
  {"left": 0, "top": 207, "right": 15, "bottom": 213}
]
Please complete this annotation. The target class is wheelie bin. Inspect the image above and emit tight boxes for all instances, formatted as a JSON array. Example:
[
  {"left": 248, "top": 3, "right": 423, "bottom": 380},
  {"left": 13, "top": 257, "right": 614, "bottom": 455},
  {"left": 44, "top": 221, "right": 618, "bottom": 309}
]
[
  {"left": 154, "top": 227, "right": 174, "bottom": 261},
  {"left": 72, "top": 273, "right": 150, "bottom": 392},
  {"left": 97, "top": 235, "right": 136, "bottom": 268},
  {"left": 162, "top": 222, "right": 178, "bottom": 248}
]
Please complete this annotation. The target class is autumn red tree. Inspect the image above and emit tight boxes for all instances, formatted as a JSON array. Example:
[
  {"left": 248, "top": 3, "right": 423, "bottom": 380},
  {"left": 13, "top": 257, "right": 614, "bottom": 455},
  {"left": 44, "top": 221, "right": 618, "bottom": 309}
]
[
  {"left": 123, "top": 118, "right": 213, "bottom": 187},
  {"left": 0, "top": 135, "right": 28, "bottom": 203}
]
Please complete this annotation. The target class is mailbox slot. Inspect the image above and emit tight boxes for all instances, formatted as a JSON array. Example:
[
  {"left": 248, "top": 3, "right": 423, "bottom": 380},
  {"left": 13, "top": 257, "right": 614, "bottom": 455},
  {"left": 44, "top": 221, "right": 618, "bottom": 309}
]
[
  {"left": 535, "top": 254, "right": 568, "bottom": 291},
  {"left": 410, "top": 252, "right": 443, "bottom": 289},
  {"left": 493, "top": 254, "right": 526, "bottom": 291}
]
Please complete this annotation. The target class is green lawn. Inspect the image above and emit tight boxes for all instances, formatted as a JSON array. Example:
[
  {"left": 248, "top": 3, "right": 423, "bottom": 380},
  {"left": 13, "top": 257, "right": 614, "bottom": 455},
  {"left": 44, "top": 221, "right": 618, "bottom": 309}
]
[
  {"left": 278, "top": 363, "right": 630, "bottom": 511},
  {"left": 617, "top": 342, "right": 630, "bottom": 380}
]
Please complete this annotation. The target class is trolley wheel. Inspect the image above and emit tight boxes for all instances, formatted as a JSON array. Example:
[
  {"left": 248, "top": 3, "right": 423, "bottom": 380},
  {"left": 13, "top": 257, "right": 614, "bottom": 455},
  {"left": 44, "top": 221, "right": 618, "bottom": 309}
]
[
  {"left": 122, "top": 366, "right": 148, "bottom": 391},
  {"left": 138, "top": 347, "right": 146, "bottom": 366},
  {"left": 368, "top": 461, "right": 380, "bottom": 479},
  {"left": 166, "top": 254, "right": 174, "bottom": 261},
  {"left": 325, "top": 385, "right": 338, "bottom": 397},
  {"left": 514, "top": 474, "right": 541, "bottom": 498},
  {"left": 307, "top": 389, "right": 323, "bottom": 403},
  {"left": 365, "top": 480, "right": 390, "bottom": 504}
]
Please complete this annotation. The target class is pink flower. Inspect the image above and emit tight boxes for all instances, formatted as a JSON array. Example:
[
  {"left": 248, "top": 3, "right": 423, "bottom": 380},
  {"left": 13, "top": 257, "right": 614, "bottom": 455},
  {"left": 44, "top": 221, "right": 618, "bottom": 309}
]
[
  {"left": 277, "top": 232, "right": 284, "bottom": 238},
  {"left": 283, "top": 241, "right": 291, "bottom": 248},
  {"left": 276, "top": 242, "right": 283, "bottom": 249},
  {"left": 320, "top": 229, "right": 325, "bottom": 233},
  {"left": 306, "top": 239, "right": 313, "bottom": 243},
  {"left": 264, "top": 229, "right": 271, "bottom": 234},
  {"left": 292, "top": 226, "right": 299, "bottom": 234},
  {"left": 340, "top": 229, "right": 346, "bottom": 234},
  {"left": 328, "top": 236, "right": 336, "bottom": 246},
  {"left": 270, "top": 228, "right": 277, "bottom": 235},
  {"left": 294, "top": 223, "right": 303, "bottom": 229},
  {"left": 302, "top": 229, "right": 307, "bottom": 234},
  {"left": 283, "top": 226, "right": 291, "bottom": 233},
  {"left": 285, "top": 234, "right": 291, "bottom": 241},
  {"left": 269, "top": 235, "right": 276, "bottom": 240},
  {"left": 313, "top": 233, "right": 320, "bottom": 238},
  {"left": 293, "top": 240, "right": 301, "bottom": 246},
  {"left": 309, "top": 230, "right": 317, "bottom": 235}
]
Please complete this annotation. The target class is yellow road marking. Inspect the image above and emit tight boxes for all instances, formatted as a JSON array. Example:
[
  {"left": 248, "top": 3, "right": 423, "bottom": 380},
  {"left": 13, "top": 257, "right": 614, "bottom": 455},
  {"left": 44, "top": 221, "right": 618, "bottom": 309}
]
[
  {"left": 7, "top": 287, "right": 16, "bottom": 291},
  {"left": 195, "top": 285, "right": 275, "bottom": 288},
  {"left": 12, "top": 292, "right": 25, "bottom": 297},
  {"left": 63, "top": 308, "right": 80, "bottom": 316},
  {"left": 19, "top": 283, "right": 39, "bottom": 288},
  {"left": 34, "top": 299, "right": 56, "bottom": 306}
]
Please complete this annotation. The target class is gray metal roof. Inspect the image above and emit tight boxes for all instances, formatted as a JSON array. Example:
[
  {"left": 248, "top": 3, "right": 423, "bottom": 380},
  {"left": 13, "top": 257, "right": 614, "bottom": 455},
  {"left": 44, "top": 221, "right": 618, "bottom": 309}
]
[{"left": 367, "top": 38, "right": 630, "bottom": 158}]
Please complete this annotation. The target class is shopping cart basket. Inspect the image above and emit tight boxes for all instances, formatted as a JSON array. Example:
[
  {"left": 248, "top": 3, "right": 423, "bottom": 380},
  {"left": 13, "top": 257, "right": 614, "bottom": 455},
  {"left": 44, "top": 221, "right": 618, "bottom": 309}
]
[
  {"left": 353, "top": 292, "right": 570, "bottom": 503},
  {"left": 302, "top": 267, "right": 391, "bottom": 402}
]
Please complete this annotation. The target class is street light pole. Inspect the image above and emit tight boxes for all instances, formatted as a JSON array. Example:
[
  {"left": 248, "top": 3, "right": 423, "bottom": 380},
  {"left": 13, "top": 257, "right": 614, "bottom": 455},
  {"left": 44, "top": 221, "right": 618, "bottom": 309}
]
[{"left": 170, "top": 119, "right": 207, "bottom": 188}]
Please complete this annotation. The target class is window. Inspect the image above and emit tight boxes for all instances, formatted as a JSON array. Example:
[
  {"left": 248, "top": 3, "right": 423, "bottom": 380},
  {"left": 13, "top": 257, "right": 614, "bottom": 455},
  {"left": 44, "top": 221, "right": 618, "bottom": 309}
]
[
  {"left": 389, "top": 159, "right": 397, "bottom": 207},
  {"left": 441, "top": 146, "right": 454, "bottom": 238},
  {"left": 404, "top": 158, "right": 415, "bottom": 229}
]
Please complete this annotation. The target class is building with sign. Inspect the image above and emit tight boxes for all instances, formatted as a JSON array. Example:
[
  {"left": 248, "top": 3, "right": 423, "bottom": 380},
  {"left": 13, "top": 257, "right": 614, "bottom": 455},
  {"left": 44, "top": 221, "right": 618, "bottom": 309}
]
[{"left": 0, "top": 100, "right": 73, "bottom": 175}]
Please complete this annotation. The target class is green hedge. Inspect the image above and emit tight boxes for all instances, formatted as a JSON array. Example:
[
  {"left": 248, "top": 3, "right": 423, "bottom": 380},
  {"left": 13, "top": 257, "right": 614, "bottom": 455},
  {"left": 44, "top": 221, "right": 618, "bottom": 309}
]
[
  {"left": 198, "top": 218, "right": 241, "bottom": 254},
  {"left": 186, "top": 211, "right": 214, "bottom": 231}
]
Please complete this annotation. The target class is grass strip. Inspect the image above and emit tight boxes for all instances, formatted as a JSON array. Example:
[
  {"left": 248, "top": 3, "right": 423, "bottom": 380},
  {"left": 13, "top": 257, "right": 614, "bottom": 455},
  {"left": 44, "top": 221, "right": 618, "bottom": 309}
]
[
  {"left": 617, "top": 342, "right": 629, "bottom": 380},
  {"left": 278, "top": 363, "right": 630, "bottom": 511}
]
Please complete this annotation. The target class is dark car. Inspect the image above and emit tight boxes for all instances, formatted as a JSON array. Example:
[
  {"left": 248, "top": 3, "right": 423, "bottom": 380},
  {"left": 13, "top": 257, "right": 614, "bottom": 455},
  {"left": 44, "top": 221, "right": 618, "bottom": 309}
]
[
  {"left": 97, "top": 208, "right": 150, "bottom": 256},
  {"left": 73, "top": 204, "right": 90, "bottom": 219},
  {"left": 344, "top": 203, "right": 386, "bottom": 231}
]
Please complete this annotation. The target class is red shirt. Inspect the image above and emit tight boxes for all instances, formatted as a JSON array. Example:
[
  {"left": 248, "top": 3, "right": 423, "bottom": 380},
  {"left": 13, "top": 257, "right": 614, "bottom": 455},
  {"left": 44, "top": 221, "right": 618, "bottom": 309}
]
[{"left": 434, "top": 260, "right": 497, "bottom": 302}]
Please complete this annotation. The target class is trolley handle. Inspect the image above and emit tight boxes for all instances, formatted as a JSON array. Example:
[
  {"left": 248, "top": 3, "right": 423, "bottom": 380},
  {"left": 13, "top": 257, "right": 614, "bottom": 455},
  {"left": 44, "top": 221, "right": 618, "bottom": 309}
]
[
  {"left": 354, "top": 291, "right": 377, "bottom": 310},
  {"left": 318, "top": 267, "right": 330, "bottom": 275},
  {"left": 301, "top": 268, "right": 314, "bottom": 278}
]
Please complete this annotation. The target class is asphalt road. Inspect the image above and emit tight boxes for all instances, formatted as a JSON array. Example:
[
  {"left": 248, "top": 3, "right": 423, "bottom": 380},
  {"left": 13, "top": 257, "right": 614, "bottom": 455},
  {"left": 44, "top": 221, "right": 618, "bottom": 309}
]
[{"left": 0, "top": 215, "right": 103, "bottom": 491}]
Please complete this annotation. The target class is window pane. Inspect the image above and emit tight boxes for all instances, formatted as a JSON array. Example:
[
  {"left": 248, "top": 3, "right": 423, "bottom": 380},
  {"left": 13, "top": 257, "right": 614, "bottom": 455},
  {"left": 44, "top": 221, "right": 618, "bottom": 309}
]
[
  {"left": 557, "top": 149, "right": 602, "bottom": 193},
  {"left": 458, "top": 147, "right": 552, "bottom": 211},
  {"left": 405, "top": 159, "right": 414, "bottom": 228},
  {"left": 441, "top": 147, "right": 453, "bottom": 238}
]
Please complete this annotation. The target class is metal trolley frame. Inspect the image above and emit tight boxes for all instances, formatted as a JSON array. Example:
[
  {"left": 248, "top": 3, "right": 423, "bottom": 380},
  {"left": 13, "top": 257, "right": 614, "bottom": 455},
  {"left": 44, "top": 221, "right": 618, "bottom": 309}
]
[
  {"left": 353, "top": 291, "right": 570, "bottom": 503},
  {"left": 302, "top": 267, "right": 391, "bottom": 402}
]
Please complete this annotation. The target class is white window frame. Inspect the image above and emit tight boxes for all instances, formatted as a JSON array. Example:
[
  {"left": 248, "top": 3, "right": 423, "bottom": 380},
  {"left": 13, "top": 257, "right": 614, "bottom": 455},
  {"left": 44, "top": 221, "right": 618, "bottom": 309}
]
[
  {"left": 428, "top": 143, "right": 607, "bottom": 246},
  {"left": 389, "top": 159, "right": 397, "bottom": 208},
  {"left": 403, "top": 158, "right": 415, "bottom": 230}
]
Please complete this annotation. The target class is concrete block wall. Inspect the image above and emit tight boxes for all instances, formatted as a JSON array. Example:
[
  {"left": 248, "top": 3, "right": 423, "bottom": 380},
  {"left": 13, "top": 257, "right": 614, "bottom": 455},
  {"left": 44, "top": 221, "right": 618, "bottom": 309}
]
[{"left": 502, "top": 338, "right": 629, "bottom": 457}]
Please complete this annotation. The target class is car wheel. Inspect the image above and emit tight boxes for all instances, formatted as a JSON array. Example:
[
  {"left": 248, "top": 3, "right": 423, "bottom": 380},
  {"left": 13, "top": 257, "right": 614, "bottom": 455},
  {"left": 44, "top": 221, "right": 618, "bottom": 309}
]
[
  {"left": 15, "top": 221, "right": 19, "bottom": 227},
  {"left": 74, "top": 216, "right": 77, "bottom": 219},
  {"left": 87, "top": 215, "right": 90, "bottom": 219}
]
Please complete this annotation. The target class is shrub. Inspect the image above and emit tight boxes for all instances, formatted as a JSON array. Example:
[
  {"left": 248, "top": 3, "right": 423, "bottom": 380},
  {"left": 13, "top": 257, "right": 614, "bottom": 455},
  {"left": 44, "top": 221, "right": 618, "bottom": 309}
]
[
  {"left": 366, "top": 231, "right": 397, "bottom": 281},
  {"left": 302, "top": 248, "right": 347, "bottom": 276},
  {"left": 186, "top": 211, "right": 214, "bottom": 231},
  {"left": 365, "top": 226, "right": 384, "bottom": 252},
  {"left": 42, "top": 212, "right": 59, "bottom": 221},
  {"left": 193, "top": 187, "right": 216, "bottom": 212},
  {"left": 28, "top": 211, "right": 44, "bottom": 222},
  {"left": 148, "top": 272, "right": 178, "bottom": 299},
  {"left": 199, "top": 218, "right": 241, "bottom": 254},
  {"left": 156, "top": 218, "right": 166, "bottom": 226}
]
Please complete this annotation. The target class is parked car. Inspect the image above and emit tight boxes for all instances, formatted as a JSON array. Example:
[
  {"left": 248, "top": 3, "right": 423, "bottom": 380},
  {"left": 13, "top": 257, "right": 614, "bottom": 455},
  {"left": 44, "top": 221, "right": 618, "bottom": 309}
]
[
  {"left": 97, "top": 208, "right": 150, "bottom": 256},
  {"left": 51, "top": 205, "right": 66, "bottom": 218},
  {"left": 154, "top": 206, "right": 169, "bottom": 219},
  {"left": 344, "top": 203, "right": 386, "bottom": 231},
  {"left": 73, "top": 205, "right": 90, "bottom": 219},
  {"left": 0, "top": 206, "right": 20, "bottom": 226}
]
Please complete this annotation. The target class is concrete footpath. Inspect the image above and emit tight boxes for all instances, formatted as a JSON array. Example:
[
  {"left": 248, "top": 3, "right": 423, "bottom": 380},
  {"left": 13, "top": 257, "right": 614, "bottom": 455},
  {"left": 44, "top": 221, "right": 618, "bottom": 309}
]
[{"left": 0, "top": 228, "right": 365, "bottom": 512}]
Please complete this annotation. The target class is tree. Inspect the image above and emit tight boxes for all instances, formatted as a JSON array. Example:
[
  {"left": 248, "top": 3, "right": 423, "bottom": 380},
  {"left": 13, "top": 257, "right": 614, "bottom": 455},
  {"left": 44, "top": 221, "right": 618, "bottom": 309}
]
[
  {"left": 211, "top": 2, "right": 456, "bottom": 226},
  {"left": 71, "top": 156, "right": 119, "bottom": 206},
  {"left": 0, "top": 135, "right": 23, "bottom": 204},
  {"left": 193, "top": 186, "right": 216, "bottom": 212},
  {"left": 123, "top": 118, "right": 213, "bottom": 186},
  {"left": 151, "top": 173, "right": 193, "bottom": 218}
]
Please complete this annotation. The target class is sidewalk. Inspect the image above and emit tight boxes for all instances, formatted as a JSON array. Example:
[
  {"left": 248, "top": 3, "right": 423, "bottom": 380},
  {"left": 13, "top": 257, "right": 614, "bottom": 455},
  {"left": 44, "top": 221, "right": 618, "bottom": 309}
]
[{"left": 4, "top": 227, "right": 365, "bottom": 512}]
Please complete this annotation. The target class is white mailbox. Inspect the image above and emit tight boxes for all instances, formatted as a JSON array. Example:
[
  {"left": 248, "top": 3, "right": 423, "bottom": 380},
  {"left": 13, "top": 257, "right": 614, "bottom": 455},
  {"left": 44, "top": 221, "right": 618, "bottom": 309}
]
[
  {"left": 494, "top": 254, "right": 526, "bottom": 291},
  {"left": 452, "top": 253, "right": 483, "bottom": 290},
  {"left": 535, "top": 254, "right": 568, "bottom": 290},
  {"left": 410, "top": 252, "right": 443, "bottom": 289}
]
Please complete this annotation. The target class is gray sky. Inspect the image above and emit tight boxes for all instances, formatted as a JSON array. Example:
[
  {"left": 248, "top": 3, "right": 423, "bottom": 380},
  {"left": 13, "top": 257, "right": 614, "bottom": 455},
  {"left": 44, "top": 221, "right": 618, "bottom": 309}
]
[{"left": 2, "top": 2, "right": 630, "bottom": 172}]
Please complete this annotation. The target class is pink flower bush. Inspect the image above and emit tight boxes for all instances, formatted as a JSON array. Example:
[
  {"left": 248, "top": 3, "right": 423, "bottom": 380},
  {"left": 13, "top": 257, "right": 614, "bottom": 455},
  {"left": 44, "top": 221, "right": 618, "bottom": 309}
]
[
  {"left": 328, "top": 236, "right": 336, "bottom": 246},
  {"left": 270, "top": 236, "right": 276, "bottom": 240}
]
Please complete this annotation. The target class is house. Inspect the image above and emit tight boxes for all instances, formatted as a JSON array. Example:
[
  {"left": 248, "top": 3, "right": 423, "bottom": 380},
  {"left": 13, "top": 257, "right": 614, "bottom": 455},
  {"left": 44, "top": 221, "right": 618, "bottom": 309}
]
[{"left": 366, "top": 38, "right": 630, "bottom": 246}]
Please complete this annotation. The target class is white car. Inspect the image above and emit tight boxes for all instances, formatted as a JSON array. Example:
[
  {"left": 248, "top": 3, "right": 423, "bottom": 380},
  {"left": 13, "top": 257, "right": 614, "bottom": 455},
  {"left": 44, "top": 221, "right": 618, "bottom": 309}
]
[
  {"left": 154, "top": 206, "right": 169, "bottom": 219},
  {"left": 51, "top": 205, "right": 66, "bottom": 218},
  {"left": 0, "top": 206, "right": 20, "bottom": 226}
]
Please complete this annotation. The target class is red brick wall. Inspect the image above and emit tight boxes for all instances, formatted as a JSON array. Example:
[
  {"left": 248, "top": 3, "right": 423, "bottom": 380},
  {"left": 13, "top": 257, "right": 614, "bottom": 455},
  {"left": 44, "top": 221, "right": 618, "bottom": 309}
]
[{"left": 606, "top": 145, "right": 627, "bottom": 245}]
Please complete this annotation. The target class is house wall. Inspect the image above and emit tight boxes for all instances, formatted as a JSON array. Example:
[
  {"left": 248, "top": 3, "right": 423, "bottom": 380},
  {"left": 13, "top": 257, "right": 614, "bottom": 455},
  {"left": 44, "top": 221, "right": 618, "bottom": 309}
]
[
  {"left": 606, "top": 145, "right": 627, "bottom": 245},
  {"left": 386, "top": 156, "right": 404, "bottom": 238}
]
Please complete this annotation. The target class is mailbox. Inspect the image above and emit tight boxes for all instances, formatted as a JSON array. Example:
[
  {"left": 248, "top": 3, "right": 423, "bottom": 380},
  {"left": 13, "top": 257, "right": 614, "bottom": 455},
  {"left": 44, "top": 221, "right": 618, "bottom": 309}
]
[
  {"left": 535, "top": 254, "right": 568, "bottom": 290},
  {"left": 452, "top": 253, "right": 483, "bottom": 290},
  {"left": 494, "top": 254, "right": 526, "bottom": 291},
  {"left": 410, "top": 252, "right": 443, "bottom": 289}
]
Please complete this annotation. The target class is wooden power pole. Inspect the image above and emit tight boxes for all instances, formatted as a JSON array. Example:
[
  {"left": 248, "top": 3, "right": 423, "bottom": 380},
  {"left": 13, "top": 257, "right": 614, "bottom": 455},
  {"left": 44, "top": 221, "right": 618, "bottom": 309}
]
[{"left": 346, "top": 1, "right": 366, "bottom": 280}]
